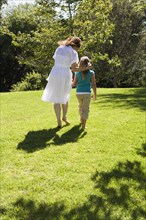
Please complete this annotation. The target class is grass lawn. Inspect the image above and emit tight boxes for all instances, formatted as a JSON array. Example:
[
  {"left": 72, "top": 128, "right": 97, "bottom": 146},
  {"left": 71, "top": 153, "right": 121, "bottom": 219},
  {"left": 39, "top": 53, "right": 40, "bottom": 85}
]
[{"left": 0, "top": 88, "right": 146, "bottom": 220}]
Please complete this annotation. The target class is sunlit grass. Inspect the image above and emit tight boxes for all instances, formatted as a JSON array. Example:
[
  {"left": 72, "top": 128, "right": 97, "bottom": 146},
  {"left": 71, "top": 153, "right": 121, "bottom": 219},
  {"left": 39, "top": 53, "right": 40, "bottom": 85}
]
[{"left": 1, "top": 88, "right": 146, "bottom": 220}]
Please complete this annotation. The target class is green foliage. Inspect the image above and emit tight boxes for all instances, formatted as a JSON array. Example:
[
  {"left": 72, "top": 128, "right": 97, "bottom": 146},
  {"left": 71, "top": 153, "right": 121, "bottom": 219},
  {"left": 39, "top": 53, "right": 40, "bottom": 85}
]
[
  {"left": 0, "top": 0, "right": 7, "bottom": 9},
  {"left": 4, "top": 4, "right": 38, "bottom": 34},
  {"left": 96, "top": 0, "right": 146, "bottom": 87},
  {"left": 0, "top": 4, "right": 38, "bottom": 92},
  {"left": 72, "top": 0, "right": 145, "bottom": 88},
  {"left": 9, "top": 1, "right": 69, "bottom": 75},
  {"left": 11, "top": 71, "right": 44, "bottom": 91},
  {"left": 0, "top": 2, "right": 68, "bottom": 91},
  {"left": 0, "top": 0, "right": 145, "bottom": 91},
  {"left": 59, "top": 0, "right": 81, "bottom": 34},
  {"left": 0, "top": 25, "right": 30, "bottom": 92},
  {"left": 74, "top": 0, "right": 113, "bottom": 55}
]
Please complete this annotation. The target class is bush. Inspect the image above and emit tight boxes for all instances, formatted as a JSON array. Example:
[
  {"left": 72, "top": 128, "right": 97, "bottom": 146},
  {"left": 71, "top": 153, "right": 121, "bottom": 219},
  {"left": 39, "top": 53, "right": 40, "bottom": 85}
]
[{"left": 11, "top": 71, "right": 45, "bottom": 91}]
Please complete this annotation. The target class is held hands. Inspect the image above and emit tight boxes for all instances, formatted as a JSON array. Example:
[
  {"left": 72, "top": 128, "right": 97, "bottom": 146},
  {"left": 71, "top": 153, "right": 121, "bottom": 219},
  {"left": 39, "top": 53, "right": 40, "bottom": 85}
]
[
  {"left": 80, "top": 63, "right": 92, "bottom": 71},
  {"left": 84, "top": 63, "right": 92, "bottom": 70},
  {"left": 87, "top": 63, "right": 92, "bottom": 70}
]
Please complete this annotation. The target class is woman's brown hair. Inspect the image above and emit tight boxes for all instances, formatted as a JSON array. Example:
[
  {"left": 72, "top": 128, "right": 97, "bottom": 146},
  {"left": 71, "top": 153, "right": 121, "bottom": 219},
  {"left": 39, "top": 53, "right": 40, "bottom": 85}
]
[{"left": 58, "top": 36, "right": 81, "bottom": 48}]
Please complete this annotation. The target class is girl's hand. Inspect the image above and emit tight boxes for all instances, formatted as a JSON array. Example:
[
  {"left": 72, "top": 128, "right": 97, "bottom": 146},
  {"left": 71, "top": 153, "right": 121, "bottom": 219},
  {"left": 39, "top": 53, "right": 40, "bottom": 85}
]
[{"left": 93, "top": 95, "right": 96, "bottom": 101}]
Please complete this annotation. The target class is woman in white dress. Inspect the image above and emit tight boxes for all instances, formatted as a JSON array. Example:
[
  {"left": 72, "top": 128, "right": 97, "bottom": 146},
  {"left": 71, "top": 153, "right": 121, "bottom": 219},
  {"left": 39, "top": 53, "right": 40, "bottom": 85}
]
[{"left": 42, "top": 36, "right": 90, "bottom": 128}]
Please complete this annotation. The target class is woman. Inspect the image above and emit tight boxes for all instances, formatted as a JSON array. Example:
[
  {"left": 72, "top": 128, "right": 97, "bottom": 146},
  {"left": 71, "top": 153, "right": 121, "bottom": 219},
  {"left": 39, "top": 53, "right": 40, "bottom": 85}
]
[{"left": 42, "top": 36, "right": 90, "bottom": 128}]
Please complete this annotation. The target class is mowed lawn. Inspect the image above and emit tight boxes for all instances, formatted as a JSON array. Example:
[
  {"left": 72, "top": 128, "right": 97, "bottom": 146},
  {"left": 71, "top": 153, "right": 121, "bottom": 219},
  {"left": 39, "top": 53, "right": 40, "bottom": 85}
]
[{"left": 0, "top": 88, "right": 146, "bottom": 220}]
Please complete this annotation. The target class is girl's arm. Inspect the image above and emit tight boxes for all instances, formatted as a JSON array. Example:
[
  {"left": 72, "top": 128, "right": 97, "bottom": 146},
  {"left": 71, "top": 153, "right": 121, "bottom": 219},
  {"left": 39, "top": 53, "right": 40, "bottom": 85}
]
[
  {"left": 71, "top": 62, "right": 92, "bottom": 72},
  {"left": 92, "top": 73, "right": 97, "bottom": 101},
  {"left": 72, "top": 74, "right": 77, "bottom": 87}
]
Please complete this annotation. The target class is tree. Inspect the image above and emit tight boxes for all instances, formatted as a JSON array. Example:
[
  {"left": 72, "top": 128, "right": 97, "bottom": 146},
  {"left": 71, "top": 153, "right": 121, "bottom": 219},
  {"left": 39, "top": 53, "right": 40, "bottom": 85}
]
[
  {"left": 12, "top": 0, "right": 68, "bottom": 76},
  {"left": 0, "top": 0, "right": 7, "bottom": 21},
  {"left": 73, "top": 0, "right": 114, "bottom": 79},
  {"left": 0, "top": 27, "right": 31, "bottom": 91},
  {"left": 1, "top": 0, "right": 145, "bottom": 91},
  {"left": 0, "top": 0, "right": 70, "bottom": 91},
  {"left": 59, "top": 0, "right": 81, "bottom": 34},
  {"left": 0, "top": 4, "right": 37, "bottom": 92},
  {"left": 0, "top": 0, "right": 7, "bottom": 9},
  {"left": 96, "top": 0, "right": 146, "bottom": 87}
]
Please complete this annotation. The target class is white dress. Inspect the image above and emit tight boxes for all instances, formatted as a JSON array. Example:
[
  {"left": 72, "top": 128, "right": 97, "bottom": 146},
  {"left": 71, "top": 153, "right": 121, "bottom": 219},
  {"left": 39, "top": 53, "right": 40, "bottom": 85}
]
[{"left": 41, "top": 45, "right": 79, "bottom": 104}]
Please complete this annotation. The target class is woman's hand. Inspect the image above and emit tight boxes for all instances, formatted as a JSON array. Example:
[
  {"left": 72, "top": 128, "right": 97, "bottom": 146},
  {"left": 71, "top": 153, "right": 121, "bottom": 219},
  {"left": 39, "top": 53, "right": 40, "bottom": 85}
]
[
  {"left": 86, "top": 63, "right": 92, "bottom": 69},
  {"left": 72, "top": 75, "right": 77, "bottom": 87}
]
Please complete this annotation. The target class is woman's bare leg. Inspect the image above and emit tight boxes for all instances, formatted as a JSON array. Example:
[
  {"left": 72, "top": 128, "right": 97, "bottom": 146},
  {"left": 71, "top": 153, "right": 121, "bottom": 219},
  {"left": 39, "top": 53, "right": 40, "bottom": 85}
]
[
  {"left": 54, "top": 103, "right": 62, "bottom": 127},
  {"left": 62, "top": 102, "right": 70, "bottom": 125}
]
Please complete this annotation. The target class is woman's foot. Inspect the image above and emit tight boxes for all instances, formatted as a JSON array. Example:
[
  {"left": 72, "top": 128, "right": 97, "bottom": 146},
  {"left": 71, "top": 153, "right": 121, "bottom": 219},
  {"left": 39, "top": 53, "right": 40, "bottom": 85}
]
[
  {"left": 62, "top": 117, "right": 70, "bottom": 125},
  {"left": 57, "top": 120, "right": 62, "bottom": 128}
]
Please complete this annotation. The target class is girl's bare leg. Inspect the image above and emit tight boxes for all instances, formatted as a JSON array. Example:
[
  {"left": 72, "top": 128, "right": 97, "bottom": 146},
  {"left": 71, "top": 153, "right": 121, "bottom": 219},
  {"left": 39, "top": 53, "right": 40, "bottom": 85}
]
[
  {"left": 54, "top": 103, "right": 62, "bottom": 127},
  {"left": 81, "top": 118, "right": 87, "bottom": 130}
]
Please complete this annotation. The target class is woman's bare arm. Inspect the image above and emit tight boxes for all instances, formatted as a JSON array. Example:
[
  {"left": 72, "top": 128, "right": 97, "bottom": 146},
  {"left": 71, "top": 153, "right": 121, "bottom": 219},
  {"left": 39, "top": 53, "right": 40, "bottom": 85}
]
[{"left": 72, "top": 74, "right": 77, "bottom": 87}]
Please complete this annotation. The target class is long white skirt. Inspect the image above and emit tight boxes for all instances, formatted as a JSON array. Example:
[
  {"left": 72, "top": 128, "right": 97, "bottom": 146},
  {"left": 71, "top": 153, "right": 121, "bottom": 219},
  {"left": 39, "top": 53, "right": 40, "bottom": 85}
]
[{"left": 41, "top": 66, "right": 72, "bottom": 104}]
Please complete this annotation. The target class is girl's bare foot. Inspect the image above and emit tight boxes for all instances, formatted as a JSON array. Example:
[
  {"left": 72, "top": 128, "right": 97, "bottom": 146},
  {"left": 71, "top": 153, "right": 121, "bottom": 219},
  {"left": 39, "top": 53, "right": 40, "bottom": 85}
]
[{"left": 81, "top": 126, "right": 87, "bottom": 130}]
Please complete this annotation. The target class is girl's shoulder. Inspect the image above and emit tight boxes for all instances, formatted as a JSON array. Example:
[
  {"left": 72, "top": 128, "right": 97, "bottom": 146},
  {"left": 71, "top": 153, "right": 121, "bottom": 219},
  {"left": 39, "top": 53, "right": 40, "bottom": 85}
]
[
  {"left": 75, "top": 71, "right": 82, "bottom": 75},
  {"left": 88, "top": 69, "right": 94, "bottom": 74}
]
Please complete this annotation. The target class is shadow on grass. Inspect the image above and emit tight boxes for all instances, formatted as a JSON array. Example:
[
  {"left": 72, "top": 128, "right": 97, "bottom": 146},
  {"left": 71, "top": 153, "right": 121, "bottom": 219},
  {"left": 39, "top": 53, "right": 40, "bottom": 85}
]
[
  {"left": 0, "top": 199, "right": 66, "bottom": 220},
  {"left": 97, "top": 88, "right": 146, "bottom": 111},
  {"left": 136, "top": 143, "right": 146, "bottom": 157},
  {"left": 2, "top": 160, "right": 146, "bottom": 220},
  {"left": 17, "top": 125, "right": 86, "bottom": 153},
  {"left": 65, "top": 160, "right": 146, "bottom": 220}
]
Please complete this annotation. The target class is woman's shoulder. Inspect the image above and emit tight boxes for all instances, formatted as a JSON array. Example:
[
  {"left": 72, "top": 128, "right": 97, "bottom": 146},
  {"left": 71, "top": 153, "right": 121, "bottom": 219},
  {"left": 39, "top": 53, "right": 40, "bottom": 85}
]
[
  {"left": 56, "top": 45, "right": 65, "bottom": 51},
  {"left": 69, "top": 46, "right": 78, "bottom": 54},
  {"left": 55, "top": 45, "right": 73, "bottom": 56}
]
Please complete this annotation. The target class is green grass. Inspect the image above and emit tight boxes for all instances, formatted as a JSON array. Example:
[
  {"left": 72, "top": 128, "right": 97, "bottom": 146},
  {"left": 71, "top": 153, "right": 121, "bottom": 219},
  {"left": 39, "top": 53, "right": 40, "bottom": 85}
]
[{"left": 0, "top": 88, "right": 146, "bottom": 220}]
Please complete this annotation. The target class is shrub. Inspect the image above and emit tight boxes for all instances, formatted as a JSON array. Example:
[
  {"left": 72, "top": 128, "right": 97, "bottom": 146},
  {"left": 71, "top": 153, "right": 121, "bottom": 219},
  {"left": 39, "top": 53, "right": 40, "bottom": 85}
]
[{"left": 11, "top": 71, "right": 45, "bottom": 91}]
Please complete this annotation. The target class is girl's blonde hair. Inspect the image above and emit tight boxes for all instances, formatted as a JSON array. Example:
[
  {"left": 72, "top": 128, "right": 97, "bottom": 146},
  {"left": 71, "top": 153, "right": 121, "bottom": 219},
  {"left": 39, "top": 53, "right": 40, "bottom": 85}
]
[
  {"left": 58, "top": 36, "right": 81, "bottom": 48},
  {"left": 80, "top": 56, "right": 91, "bottom": 67},
  {"left": 80, "top": 56, "right": 91, "bottom": 78}
]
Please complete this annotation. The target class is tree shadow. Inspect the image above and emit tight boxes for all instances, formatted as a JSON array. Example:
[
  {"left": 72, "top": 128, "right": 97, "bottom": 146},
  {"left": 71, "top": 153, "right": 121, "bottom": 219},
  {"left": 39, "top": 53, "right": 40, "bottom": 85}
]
[
  {"left": 0, "top": 198, "right": 66, "bottom": 220},
  {"left": 136, "top": 143, "right": 146, "bottom": 157},
  {"left": 97, "top": 88, "right": 146, "bottom": 111},
  {"left": 65, "top": 160, "right": 146, "bottom": 220},
  {"left": 1, "top": 161, "right": 146, "bottom": 220},
  {"left": 17, "top": 125, "right": 86, "bottom": 153}
]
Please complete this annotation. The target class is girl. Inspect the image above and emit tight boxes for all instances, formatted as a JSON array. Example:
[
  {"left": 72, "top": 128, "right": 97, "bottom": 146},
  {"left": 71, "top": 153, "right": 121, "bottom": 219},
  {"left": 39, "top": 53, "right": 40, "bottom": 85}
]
[{"left": 72, "top": 56, "right": 96, "bottom": 130}]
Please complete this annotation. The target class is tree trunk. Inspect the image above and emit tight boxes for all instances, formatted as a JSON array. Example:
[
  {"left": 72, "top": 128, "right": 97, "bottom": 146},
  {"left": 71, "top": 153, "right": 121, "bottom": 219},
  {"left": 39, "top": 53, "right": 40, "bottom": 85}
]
[{"left": 112, "top": 77, "right": 118, "bottom": 88}]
